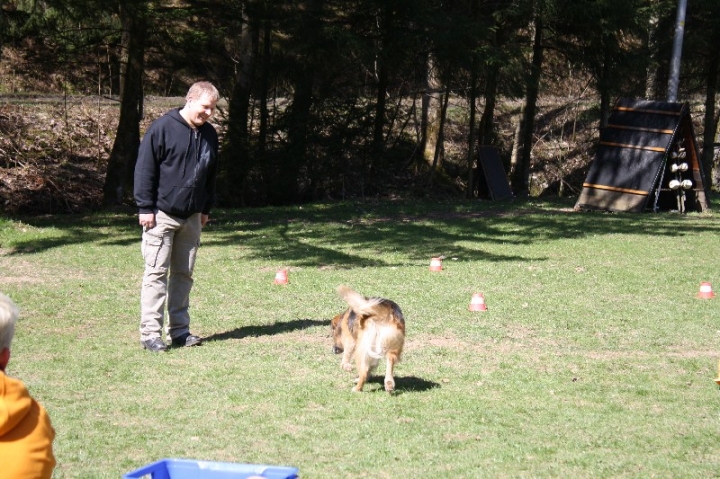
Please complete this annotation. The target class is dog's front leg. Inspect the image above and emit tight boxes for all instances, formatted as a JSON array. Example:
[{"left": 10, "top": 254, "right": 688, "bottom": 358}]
[
  {"left": 341, "top": 355, "right": 353, "bottom": 372},
  {"left": 341, "top": 340, "right": 354, "bottom": 372}
]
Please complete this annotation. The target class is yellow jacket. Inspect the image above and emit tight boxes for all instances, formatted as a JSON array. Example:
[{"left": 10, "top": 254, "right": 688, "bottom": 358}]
[{"left": 0, "top": 372, "right": 56, "bottom": 478}]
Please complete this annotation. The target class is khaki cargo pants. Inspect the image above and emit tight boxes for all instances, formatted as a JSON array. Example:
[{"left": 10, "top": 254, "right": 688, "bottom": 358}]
[{"left": 140, "top": 211, "right": 201, "bottom": 342}]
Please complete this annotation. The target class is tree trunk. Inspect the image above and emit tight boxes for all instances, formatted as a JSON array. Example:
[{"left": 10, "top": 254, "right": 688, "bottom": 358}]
[
  {"left": 466, "top": 57, "right": 478, "bottom": 198},
  {"left": 510, "top": 6, "right": 543, "bottom": 195},
  {"left": 103, "top": 3, "right": 146, "bottom": 206},
  {"left": 478, "top": 63, "right": 499, "bottom": 147},
  {"left": 421, "top": 54, "right": 442, "bottom": 168},
  {"left": 258, "top": 18, "right": 272, "bottom": 156},
  {"left": 645, "top": 9, "right": 660, "bottom": 100},
  {"left": 478, "top": 6, "right": 503, "bottom": 148},
  {"left": 221, "top": 7, "right": 257, "bottom": 207},
  {"left": 372, "top": 3, "right": 391, "bottom": 163},
  {"left": 427, "top": 82, "right": 450, "bottom": 186},
  {"left": 372, "top": 59, "right": 389, "bottom": 160},
  {"left": 278, "top": 68, "right": 313, "bottom": 203},
  {"left": 0, "top": 0, "right": 6, "bottom": 57},
  {"left": 510, "top": 107, "right": 523, "bottom": 188},
  {"left": 702, "top": 38, "right": 720, "bottom": 190},
  {"left": 598, "top": 40, "right": 613, "bottom": 129}
]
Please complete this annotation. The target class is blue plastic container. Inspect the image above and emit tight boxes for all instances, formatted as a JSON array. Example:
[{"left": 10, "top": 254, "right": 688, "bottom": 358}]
[{"left": 123, "top": 459, "right": 299, "bottom": 479}]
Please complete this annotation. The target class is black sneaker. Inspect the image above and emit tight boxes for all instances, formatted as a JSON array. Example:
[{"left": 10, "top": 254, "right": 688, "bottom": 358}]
[
  {"left": 141, "top": 337, "right": 168, "bottom": 352},
  {"left": 171, "top": 333, "right": 202, "bottom": 348}
]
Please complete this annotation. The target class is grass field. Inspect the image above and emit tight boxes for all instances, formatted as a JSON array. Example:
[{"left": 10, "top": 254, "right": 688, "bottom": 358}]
[{"left": 1, "top": 196, "right": 719, "bottom": 478}]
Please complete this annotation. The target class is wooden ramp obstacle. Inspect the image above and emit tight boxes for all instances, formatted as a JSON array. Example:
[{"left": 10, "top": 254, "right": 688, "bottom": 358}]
[{"left": 576, "top": 98, "right": 710, "bottom": 213}]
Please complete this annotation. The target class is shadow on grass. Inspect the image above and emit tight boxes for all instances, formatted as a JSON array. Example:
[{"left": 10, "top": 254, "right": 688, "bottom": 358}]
[
  {"left": 4, "top": 197, "right": 719, "bottom": 268},
  {"left": 1, "top": 206, "right": 141, "bottom": 255},
  {"left": 171, "top": 197, "right": 720, "bottom": 268},
  {"left": 204, "top": 318, "right": 326, "bottom": 342},
  {"left": 362, "top": 375, "right": 440, "bottom": 394}
]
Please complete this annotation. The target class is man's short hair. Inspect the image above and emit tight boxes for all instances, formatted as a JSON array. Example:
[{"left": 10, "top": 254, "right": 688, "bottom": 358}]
[
  {"left": 0, "top": 293, "right": 19, "bottom": 351},
  {"left": 186, "top": 81, "right": 220, "bottom": 103}
]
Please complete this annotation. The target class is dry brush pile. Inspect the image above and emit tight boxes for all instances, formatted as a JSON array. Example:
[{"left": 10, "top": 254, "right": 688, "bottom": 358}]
[
  {"left": 0, "top": 93, "right": 710, "bottom": 215},
  {"left": 0, "top": 98, "right": 168, "bottom": 215}
]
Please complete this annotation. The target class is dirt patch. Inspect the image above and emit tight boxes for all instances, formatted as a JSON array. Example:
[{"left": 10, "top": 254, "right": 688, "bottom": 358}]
[
  {"left": 0, "top": 276, "right": 44, "bottom": 284},
  {"left": 0, "top": 255, "right": 48, "bottom": 284}
]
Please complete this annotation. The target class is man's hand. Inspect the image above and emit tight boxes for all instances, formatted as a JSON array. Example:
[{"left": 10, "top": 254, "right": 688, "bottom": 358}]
[
  {"left": 139, "top": 213, "right": 156, "bottom": 229},
  {"left": 201, "top": 214, "right": 209, "bottom": 227}
]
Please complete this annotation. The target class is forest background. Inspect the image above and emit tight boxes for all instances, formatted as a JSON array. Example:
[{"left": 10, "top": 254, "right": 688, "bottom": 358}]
[{"left": 1, "top": 0, "right": 720, "bottom": 214}]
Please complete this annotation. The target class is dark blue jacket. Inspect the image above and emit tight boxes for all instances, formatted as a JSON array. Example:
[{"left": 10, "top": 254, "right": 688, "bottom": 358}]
[{"left": 134, "top": 108, "right": 219, "bottom": 219}]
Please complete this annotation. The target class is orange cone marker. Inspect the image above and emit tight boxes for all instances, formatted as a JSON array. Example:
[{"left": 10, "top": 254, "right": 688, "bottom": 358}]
[
  {"left": 429, "top": 257, "right": 443, "bottom": 272},
  {"left": 274, "top": 269, "right": 289, "bottom": 285},
  {"left": 697, "top": 282, "right": 715, "bottom": 299},
  {"left": 468, "top": 293, "right": 487, "bottom": 311}
]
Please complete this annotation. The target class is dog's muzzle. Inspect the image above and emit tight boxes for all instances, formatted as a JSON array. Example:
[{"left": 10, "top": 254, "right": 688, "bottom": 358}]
[{"left": 332, "top": 346, "right": 343, "bottom": 354}]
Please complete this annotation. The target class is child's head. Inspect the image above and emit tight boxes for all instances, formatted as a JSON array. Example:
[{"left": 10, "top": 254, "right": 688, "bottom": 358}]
[{"left": 0, "top": 293, "right": 19, "bottom": 370}]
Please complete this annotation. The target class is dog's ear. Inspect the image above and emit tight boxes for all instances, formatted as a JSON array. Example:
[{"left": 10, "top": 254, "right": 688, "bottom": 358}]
[{"left": 332, "top": 313, "right": 346, "bottom": 332}]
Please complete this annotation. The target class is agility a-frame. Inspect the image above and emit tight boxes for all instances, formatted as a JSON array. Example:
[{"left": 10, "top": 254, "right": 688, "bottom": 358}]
[{"left": 576, "top": 98, "right": 710, "bottom": 213}]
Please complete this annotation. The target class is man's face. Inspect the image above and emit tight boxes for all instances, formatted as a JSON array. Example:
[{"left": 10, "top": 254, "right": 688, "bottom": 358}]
[{"left": 185, "top": 93, "right": 217, "bottom": 128}]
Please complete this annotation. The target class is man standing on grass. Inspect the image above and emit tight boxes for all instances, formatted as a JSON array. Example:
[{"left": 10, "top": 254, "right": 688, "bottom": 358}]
[
  {"left": 134, "top": 81, "right": 220, "bottom": 352},
  {"left": 0, "top": 293, "right": 56, "bottom": 478}
]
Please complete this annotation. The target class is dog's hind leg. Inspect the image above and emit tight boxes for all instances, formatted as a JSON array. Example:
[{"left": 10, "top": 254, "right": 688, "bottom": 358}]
[{"left": 383, "top": 350, "right": 400, "bottom": 393}]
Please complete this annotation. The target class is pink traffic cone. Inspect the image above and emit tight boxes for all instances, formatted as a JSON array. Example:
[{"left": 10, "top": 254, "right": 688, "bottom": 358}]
[
  {"left": 468, "top": 293, "right": 487, "bottom": 311},
  {"left": 697, "top": 282, "right": 715, "bottom": 299},
  {"left": 273, "top": 269, "right": 289, "bottom": 285},
  {"left": 429, "top": 257, "right": 443, "bottom": 272}
]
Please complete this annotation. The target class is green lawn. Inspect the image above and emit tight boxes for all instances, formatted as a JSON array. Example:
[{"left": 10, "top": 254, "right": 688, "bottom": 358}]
[{"left": 1, "top": 196, "right": 719, "bottom": 478}]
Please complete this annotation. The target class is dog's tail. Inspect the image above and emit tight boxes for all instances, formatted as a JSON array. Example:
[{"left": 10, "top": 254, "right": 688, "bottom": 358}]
[
  {"left": 336, "top": 285, "right": 382, "bottom": 316},
  {"left": 363, "top": 321, "right": 385, "bottom": 359},
  {"left": 337, "top": 285, "right": 400, "bottom": 360}
]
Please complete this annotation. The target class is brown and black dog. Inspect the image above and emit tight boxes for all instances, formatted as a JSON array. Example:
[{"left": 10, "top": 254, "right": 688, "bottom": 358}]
[{"left": 331, "top": 285, "right": 405, "bottom": 393}]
